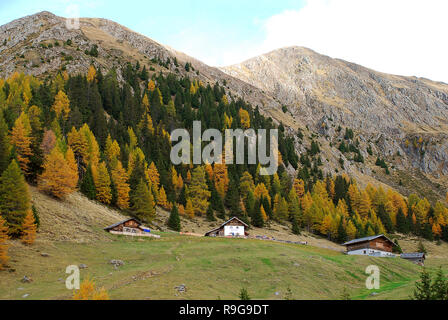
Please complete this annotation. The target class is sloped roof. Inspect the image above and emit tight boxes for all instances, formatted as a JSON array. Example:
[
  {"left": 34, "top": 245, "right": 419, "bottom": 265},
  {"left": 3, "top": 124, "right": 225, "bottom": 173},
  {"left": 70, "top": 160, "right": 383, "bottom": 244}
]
[
  {"left": 205, "top": 217, "right": 249, "bottom": 236},
  {"left": 343, "top": 234, "right": 396, "bottom": 246},
  {"left": 104, "top": 218, "right": 142, "bottom": 230},
  {"left": 401, "top": 253, "right": 425, "bottom": 259}
]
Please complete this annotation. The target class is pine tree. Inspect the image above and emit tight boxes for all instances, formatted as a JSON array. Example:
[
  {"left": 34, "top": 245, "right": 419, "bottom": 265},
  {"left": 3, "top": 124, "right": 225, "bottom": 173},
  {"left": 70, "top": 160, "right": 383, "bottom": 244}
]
[
  {"left": 431, "top": 268, "right": 448, "bottom": 300},
  {"left": 21, "top": 209, "right": 36, "bottom": 245},
  {"left": 239, "top": 287, "right": 251, "bottom": 300},
  {"left": 0, "top": 160, "right": 31, "bottom": 237},
  {"left": 206, "top": 204, "right": 216, "bottom": 222},
  {"left": 413, "top": 268, "right": 433, "bottom": 300},
  {"left": 0, "top": 216, "right": 9, "bottom": 269},
  {"left": 80, "top": 165, "right": 96, "bottom": 200},
  {"left": 167, "top": 203, "right": 181, "bottom": 232},
  {"left": 38, "top": 147, "right": 78, "bottom": 199},
  {"left": 251, "top": 202, "right": 264, "bottom": 228},
  {"left": 131, "top": 179, "right": 155, "bottom": 222},
  {"left": 291, "top": 216, "right": 300, "bottom": 235}
]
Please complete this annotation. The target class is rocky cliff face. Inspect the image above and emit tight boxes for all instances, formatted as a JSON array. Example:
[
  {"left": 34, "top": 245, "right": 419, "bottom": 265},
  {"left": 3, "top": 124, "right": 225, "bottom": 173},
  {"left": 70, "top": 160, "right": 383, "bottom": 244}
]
[
  {"left": 1, "top": 12, "right": 446, "bottom": 199},
  {"left": 221, "top": 47, "right": 448, "bottom": 179}
]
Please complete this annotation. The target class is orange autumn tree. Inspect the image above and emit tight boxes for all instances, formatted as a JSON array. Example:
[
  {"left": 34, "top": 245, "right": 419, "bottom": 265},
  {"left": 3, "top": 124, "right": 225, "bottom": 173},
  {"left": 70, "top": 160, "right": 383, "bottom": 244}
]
[
  {"left": 52, "top": 90, "right": 71, "bottom": 121},
  {"left": 111, "top": 161, "right": 130, "bottom": 210},
  {"left": 87, "top": 65, "right": 97, "bottom": 82},
  {"left": 73, "top": 277, "right": 109, "bottom": 300},
  {"left": 0, "top": 216, "right": 9, "bottom": 269},
  {"left": 21, "top": 210, "right": 36, "bottom": 245},
  {"left": 239, "top": 108, "right": 250, "bottom": 129},
  {"left": 38, "top": 147, "right": 79, "bottom": 199},
  {"left": 93, "top": 162, "right": 112, "bottom": 205},
  {"left": 10, "top": 112, "right": 32, "bottom": 174},
  {"left": 213, "top": 162, "right": 229, "bottom": 199},
  {"left": 157, "top": 186, "right": 170, "bottom": 210}
]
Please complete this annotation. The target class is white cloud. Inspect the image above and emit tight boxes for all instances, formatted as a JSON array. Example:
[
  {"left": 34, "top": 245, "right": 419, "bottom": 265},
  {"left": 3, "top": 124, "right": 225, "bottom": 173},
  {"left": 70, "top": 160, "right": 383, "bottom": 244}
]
[{"left": 241, "top": 0, "right": 448, "bottom": 83}]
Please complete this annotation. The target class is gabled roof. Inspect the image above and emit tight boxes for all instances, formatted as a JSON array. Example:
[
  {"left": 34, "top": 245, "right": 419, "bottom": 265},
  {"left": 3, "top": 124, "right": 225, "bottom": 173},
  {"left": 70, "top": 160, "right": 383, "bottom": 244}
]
[
  {"left": 104, "top": 218, "right": 142, "bottom": 230},
  {"left": 342, "top": 234, "right": 396, "bottom": 246},
  {"left": 401, "top": 253, "right": 425, "bottom": 259},
  {"left": 205, "top": 217, "right": 248, "bottom": 235}
]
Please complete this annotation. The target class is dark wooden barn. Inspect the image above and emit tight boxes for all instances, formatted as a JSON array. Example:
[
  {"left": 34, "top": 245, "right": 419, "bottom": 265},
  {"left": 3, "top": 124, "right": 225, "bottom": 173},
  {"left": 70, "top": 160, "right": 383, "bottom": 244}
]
[
  {"left": 104, "top": 218, "right": 149, "bottom": 236},
  {"left": 401, "top": 253, "right": 426, "bottom": 266},
  {"left": 343, "top": 234, "right": 396, "bottom": 257}
]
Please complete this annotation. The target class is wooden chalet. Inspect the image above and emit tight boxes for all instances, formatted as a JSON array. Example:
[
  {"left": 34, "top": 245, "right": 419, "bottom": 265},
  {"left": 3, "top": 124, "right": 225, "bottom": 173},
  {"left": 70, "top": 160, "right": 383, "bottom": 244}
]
[
  {"left": 104, "top": 218, "right": 159, "bottom": 238},
  {"left": 401, "top": 253, "right": 425, "bottom": 266},
  {"left": 342, "top": 234, "right": 396, "bottom": 257},
  {"left": 205, "top": 217, "right": 249, "bottom": 238}
]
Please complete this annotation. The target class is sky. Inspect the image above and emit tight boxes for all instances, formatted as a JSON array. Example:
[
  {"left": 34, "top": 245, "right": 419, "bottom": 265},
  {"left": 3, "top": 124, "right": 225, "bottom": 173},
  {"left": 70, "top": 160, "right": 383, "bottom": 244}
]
[{"left": 0, "top": 0, "right": 447, "bottom": 83}]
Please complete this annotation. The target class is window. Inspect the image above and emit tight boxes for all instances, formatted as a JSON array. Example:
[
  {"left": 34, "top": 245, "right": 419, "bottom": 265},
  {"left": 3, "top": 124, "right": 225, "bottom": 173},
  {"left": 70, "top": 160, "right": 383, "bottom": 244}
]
[{"left": 123, "top": 227, "right": 137, "bottom": 233}]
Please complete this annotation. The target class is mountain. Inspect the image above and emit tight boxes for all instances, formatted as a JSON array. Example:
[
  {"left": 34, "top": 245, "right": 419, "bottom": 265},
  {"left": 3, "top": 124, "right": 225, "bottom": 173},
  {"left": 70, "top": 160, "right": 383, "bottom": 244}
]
[
  {"left": 221, "top": 47, "right": 448, "bottom": 177},
  {"left": 1, "top": 11, "right": 447, "bottom": 201},
  {"left": 0, "top": 11, "right": 280, "bottom": 117}
]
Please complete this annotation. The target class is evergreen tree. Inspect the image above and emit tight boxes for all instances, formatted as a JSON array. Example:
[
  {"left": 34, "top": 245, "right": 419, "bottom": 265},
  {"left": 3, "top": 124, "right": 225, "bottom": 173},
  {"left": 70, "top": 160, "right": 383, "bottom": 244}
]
[
  {"left": 80, "top": 165, "right": 96, "bottom": 200},
  {"left": 337, "top": 219, "right": 347, "bottom": 243},
  {"left": 396, "top": 208, "right": 409, "bottom": 234},
  {"left": 239, "top": 288, "right": 251, "bottom": 300},
  {"left": 291, "top": 216, "right": 301, "bottom": 235},
  {"left": 206, "top": 204, "right": 216, "bottom": 222},
  {"left": 392, "top": 239, "right": 403, "bottom": 254},
  {"left": 431, "top": 268, "right": 448, "bottom": 300},
  {"left": 167, "top": 203, "right": 181, "bottom": 232},
  {"left": 413, "top": 268, "right": 433, "bottom": 300},
  {"left": 251, "top": 202, "right": 264, "bottom": 228},
  {"left": 0, "top": 160, "right": 31, "bottom": 237}
]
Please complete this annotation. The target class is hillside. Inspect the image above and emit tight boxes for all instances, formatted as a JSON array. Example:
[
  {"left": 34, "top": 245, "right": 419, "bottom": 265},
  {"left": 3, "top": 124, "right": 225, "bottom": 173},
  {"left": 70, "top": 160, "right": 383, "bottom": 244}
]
[
  {"left": 0, "top": 188, "right": 424, "bottom": 300},
  {"left": 0, "top": 188, "right": 442, "bottom": 300},
  {"left": 1, "top": 11, "right": 446, "bottom": 201}
]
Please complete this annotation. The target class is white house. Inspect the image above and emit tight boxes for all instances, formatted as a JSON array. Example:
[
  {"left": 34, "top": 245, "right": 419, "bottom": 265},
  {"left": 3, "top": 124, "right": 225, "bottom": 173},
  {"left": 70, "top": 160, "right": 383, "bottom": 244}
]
[{"left": 343, "top": 235, "right": 397, "bottom": 257}]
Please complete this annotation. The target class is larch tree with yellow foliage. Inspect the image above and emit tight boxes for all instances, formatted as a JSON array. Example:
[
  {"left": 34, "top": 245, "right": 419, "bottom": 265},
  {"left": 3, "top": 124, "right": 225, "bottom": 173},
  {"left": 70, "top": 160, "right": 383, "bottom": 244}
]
[
  {"left": 21, "top": 209, "right": 36, "bottom": 245},
  {"left": 38, "top": 147, "right": 79, "bottom": 199},
  {"left": 93, "top": 162, "right": 112, "bottom": 205},
  {"left": 87, "top": 65, "right": 97, "bottom": 82},
  {"left": 186, "top": 166, "right": 210, "bottom": 216},
  {"left": 111, "top": 161, "right": 130, "bottom": 210},
  {"left": 213, "top": 162, "right": 229, "bottom": 199},
  {"left": 157, "top": 186, "right": 170, "bottom": 210},
  {"left": 239, "top": 108, "right": 250, "bottom": 129},
  {"left": 10, "top": 112, "right": 32, "bottom": 174},
  {"left": 52, "top": 90, "right": 71, "bottom": 121},
  {"left": 0, "top": 216, "right": 9, "bottom": 269},
  {"left": 185, "top": 199, "right": 195, "bottom": 218},
  {"left": 73, "top": 277, "right": 109, "bottom": 300}
]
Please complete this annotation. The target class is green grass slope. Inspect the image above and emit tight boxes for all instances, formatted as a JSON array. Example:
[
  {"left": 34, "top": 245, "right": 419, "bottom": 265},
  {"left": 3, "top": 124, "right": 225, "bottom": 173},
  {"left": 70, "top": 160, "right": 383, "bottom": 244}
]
[{"left": 0, "top": 233, "right": 426, "bottom": 300}]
